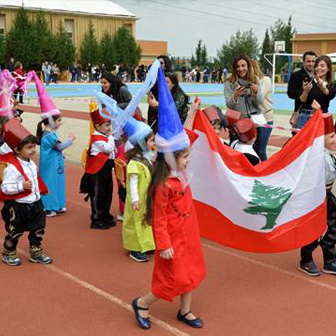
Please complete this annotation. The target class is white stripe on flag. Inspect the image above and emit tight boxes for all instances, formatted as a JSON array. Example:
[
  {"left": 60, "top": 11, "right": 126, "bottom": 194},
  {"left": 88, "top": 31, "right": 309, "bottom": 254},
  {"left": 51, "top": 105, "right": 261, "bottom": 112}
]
[{"left": 189, "top": 132, "right": 325, "bottom": 233}]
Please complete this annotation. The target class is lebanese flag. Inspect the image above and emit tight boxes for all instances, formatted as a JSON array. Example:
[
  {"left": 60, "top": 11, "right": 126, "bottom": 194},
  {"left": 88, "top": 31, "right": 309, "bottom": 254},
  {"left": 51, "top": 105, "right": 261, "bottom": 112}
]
[{"left": 190, "top": 110, "right": 327, "bottom": 253}]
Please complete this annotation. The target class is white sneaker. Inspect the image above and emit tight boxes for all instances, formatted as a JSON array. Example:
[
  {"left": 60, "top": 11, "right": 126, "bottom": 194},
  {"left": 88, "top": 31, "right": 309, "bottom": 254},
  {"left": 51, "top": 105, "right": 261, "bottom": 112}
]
[
  {"left": 46, "top": 211, "right": 57, "bottom": 217},
  {"left": 117, "top": 215, "right": 123, "bottom": 221},
  {"left": 57, "top": 208, "right": 66, "bottom": 214}
]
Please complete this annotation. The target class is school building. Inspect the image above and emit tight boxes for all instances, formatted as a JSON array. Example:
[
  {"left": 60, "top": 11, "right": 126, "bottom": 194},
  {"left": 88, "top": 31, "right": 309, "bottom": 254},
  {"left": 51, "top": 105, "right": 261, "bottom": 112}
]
[
  {"left": 292, "top": 33, "right": 336, "bottom": 55},
  {"left": 0, "top": 0, "right": 169, "bottom": 64}
]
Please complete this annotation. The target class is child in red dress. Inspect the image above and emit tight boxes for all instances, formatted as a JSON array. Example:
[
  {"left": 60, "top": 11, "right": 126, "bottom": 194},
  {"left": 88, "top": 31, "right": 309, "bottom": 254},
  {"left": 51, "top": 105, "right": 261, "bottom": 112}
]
[{"left": 131, "top": 67, "right": 205, "bottom": 330}]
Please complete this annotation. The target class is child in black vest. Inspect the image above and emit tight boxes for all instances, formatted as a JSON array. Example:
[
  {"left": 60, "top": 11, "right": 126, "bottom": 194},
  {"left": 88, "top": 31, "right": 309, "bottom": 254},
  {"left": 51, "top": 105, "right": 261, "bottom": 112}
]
[
  {"left": 0, "top": 119, "right": 52, "bottom": 266},
  {"left": 230, "top": 118, "right": 261, "bottom": 166},
  {"left": 299, "top": 113, "right": 336, "bottom": 276},
  {"left": 80, "top": 109, "right": 116, "bottom": 229}
]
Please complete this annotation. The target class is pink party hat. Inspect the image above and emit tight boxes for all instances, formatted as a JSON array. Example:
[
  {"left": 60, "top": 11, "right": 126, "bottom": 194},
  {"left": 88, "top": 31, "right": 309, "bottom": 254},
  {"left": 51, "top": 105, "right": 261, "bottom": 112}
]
[
  {"left": 32, "top": 71, "right": 60, "bottom": 120},
  {"left": 0, "top": 72, "right": 14, "bottom": 118}
]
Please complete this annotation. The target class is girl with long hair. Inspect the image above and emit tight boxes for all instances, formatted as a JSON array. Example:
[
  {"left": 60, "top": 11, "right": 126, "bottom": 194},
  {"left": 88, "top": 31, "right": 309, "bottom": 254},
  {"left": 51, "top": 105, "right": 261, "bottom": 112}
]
[{"left": 131, "top": 74, "right": 205, "bottom": 330}]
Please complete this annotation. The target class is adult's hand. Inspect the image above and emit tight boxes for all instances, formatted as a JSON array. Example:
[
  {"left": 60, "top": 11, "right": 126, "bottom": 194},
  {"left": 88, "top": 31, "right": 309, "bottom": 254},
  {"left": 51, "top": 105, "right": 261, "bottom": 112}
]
[
  {"left": 234, "top": 86, "right": 246, "bottom": 100},
  {"left": 302, "top": 80, "right": 313, "bottom": 93}
]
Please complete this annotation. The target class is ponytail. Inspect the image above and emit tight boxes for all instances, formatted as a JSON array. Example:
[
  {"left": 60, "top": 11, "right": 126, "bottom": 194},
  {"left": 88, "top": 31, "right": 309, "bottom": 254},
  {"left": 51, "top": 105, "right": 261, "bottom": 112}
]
[{"left": 36, "top": 120, "right": 44, "bottom": 145}]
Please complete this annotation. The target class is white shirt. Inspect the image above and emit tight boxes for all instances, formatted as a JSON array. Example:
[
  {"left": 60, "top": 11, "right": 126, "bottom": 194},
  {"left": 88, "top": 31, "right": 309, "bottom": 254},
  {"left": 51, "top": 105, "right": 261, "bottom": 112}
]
[
  {"left": 90, "top": 131, "right": 115, "bottom": 160},
  {"left": 231, "top": 140, "right": 259, "bottom": 158},
  {"left": 0, "top": 143, "right": 12, "bottom": 154},
  {"left": 1, "top": 157, "right": 40, "bottom": 203},
  {"left": 325, "top": 149, "right": 336, "bottom": 186}
]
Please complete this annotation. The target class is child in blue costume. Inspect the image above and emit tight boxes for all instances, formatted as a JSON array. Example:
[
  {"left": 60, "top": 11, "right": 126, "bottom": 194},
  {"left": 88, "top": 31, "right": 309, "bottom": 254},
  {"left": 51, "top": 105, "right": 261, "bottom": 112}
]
[{"left": 33, "top": 71, "right": 76, "bottom": 217}]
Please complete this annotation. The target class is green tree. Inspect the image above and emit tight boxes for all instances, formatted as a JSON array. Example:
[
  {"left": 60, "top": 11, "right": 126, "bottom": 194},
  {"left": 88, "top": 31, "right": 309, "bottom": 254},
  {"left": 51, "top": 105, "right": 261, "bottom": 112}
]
[
  {"left": 30, "top": 11, "right": 55, "bottom": 69},
  {"left": 0, "top": 34, "right": 6, "bottom": 65},
  {"left": 53, "top": 22, "right": 76, "bottom": 71},
  {"left": 100, "top": 31, "right": 116, "bottom": 71},
  {"left": 243, "top": 180, "right": 292, "bottom": 230},
  {"left": 194, "top": 40, "right": 202, "bottom": 67},
  {"left": 114, "top": 26, "right": 141, "bottom": 67},
  {"left": 6, "top": 6, "right": 34, "bottom": 68},
  {"left": 260, "top": 28, "right": 272, "bottom": 72},
  {"left": 216, "top": 29, "right": 260, "bottom": 71},
  {"left": 80, "top": 22, "right": 100, "bottom": 69},
  {"left": 269, "top": 16, "right": 296, "bottom": 72},
  {"left": 200, "top": 44, "right": 208, "bottom": 68}
]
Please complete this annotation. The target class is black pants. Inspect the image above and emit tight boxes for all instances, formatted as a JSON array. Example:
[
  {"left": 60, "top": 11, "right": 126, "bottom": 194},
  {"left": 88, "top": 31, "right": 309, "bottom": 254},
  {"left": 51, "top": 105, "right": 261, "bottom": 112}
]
[
  {"left": 300, "top": 191, "right": 336, "bottom": 265},
  {"left": 90, "top": 159, "right": 114, "bottom": 224},
  {"left": 14, "top": 89, "right": 23, "bottom": 104},
  {"left": 1, "top": 200, "right": 46, "bottom": 253}
]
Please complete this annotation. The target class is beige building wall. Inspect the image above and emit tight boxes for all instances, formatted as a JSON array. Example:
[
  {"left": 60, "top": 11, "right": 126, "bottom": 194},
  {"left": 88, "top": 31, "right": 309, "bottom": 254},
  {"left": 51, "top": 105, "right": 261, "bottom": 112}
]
[
  {"left": 137, "top": 40, "right": 168, "bottom": 66},
  {"left": 0, "top": 7, "right": 136, "bottom": 51},
  {"left": 292, "top": 33, "right": 336, "bottom": 55}
]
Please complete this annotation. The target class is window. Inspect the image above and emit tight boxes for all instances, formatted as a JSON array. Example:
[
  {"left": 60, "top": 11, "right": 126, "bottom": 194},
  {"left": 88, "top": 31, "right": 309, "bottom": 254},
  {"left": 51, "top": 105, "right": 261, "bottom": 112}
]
[
  {"left": 64, "top": 19, "right": 74, "bottom": 41},
  {"left": 0, "top": 15, "right": 5, "bottom": 35},
  {"left": 124, "top": 23, "right": 132, "bottom": 32}
]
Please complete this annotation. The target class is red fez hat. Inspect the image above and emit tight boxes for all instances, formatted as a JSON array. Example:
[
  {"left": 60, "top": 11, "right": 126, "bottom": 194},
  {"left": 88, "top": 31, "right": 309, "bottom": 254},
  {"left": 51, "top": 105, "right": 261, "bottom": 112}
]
[
  {"left": 233, "top": 118, "right": 257, "bottom": 143},
  {"left": 226, "top": 109, "right": 241, "bottom": 129},
  {"left": 90, "top": 109, "right": 110, "bottom": 126},
  {"left": 203, "top": 106, "right": 220, "bottom": 122},
  {"left": 323, "top": 113, "right": 334, "bottom": 135},
  {"left": 3, "top": 118, "right": 31, "bottom": 150}
]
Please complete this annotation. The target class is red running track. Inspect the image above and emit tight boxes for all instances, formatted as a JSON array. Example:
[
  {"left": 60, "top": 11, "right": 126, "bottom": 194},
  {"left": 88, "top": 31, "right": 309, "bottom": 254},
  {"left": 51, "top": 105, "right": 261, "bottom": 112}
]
[{"left": 0, "top": 160, "right": 336, "bottom": 336}]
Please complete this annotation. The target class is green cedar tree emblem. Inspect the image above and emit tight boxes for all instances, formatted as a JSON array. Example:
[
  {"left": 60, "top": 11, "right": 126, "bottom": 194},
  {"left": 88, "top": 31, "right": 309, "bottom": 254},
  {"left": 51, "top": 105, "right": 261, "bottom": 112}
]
[{"left": 243, "top": 180, "right": 292, "bottom": 230}]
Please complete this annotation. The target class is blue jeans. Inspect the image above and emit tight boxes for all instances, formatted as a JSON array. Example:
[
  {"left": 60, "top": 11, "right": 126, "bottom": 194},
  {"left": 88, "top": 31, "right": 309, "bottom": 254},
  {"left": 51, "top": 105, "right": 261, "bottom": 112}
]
[
  {"left": 297, "top": 109, "right": 313, "bottom": 129},
  {"left": 44, "top": 73, "right": 50, "bottom": 86},
  {"left": 254, "top": 121, "right": 273, "bottom": 161}
]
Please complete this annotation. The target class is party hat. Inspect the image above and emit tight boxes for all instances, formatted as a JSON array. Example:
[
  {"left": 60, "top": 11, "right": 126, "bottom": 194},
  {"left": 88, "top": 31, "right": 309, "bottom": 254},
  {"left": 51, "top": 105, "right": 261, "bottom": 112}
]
[
  {"left": 32, "top": 71, "right": 60, "bottom": 120},
  {"left": 156, "top": 67, "right": 189, "bottom": 152},
  {"left": 0, "top": 71, "right": 15, "bottom": 118},
  {"left": 3, "top": 118, "right": 31, "bottom": 150},
  {"left": 323, "top": 113, "right": 334, "bottom": 135},
  {"left": 96, "top": 92, "right": 152, "bottom": 150}
]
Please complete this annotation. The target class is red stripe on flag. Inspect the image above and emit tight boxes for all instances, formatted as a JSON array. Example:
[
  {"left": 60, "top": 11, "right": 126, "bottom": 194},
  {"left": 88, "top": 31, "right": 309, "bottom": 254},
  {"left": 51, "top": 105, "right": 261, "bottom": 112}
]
[
  {"left": 193, "top": 110, "right": 324, "bottom": 177},
  {"left": 195, "top": 199, "right": 327, "bottom": 253}
]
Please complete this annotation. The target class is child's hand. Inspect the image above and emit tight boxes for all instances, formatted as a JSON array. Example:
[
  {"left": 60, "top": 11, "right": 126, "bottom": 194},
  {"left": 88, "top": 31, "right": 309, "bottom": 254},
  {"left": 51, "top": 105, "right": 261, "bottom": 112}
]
[
  {"left": 160, "top": 247, "right": 174, "bottom": 260},
  {"left": 23, "top": 180, "right": 32, "bottom": 190},
  {"left": 68, "top": 133, "right": 76, "bottom": 142},
  {"left": 147, "top": 94, "right": 158, "bottom": 108},
  {"left": 132, "top": 201, "right": 140, "bottom": 211},
  {"left": 191, "top": 98, "right": 201, "bottom": 112}
]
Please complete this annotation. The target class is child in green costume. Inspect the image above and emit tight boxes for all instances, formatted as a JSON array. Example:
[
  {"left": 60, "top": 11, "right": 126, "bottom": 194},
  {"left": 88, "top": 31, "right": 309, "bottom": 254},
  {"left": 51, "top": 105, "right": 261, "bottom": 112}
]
[{"left": 123, "top": 131, "right": 156, "bottom": 262}]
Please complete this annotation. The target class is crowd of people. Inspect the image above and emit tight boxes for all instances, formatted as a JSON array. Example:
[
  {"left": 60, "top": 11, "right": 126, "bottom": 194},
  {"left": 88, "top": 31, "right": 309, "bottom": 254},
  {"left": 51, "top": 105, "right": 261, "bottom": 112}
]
[{"left": 0, "top": 50, "right": 335, "bottom": 331}]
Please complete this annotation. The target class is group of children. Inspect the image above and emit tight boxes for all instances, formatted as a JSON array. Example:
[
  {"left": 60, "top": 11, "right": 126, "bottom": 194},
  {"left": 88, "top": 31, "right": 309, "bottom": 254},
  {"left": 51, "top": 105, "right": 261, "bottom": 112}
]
[
  {"left": 0, "top": 70, "right": 75, "bottom": 266},
  {"left": 1, "top": 59, "right": 336, "bottom": 331}
]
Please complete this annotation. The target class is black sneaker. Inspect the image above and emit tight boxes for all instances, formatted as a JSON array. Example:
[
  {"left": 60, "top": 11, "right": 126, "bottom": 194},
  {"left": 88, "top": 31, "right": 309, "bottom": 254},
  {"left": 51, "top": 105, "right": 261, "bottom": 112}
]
[
  {"left": 322, "top": 262, "right": 336, "bottom": 275},
  {"left": 299, "top": 261, "right": 321, "bottom": 276},
  {"left": 104, "top": 215, "right": 116, "bottom": 227},
  {"left": 90, "top": 222, "right": 110, "bottom": 230},
  {"left": 130, "top": 251, "right": 149, "bottom": 262}
]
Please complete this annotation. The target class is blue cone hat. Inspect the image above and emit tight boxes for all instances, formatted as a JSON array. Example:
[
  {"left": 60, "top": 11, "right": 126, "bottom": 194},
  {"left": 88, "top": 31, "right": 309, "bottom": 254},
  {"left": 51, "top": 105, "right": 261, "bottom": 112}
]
[
  {"left": 156, "top": 67, "right": 190, "bottom": 153},
  {"left": 96, "top": 91, "right": 152, "bottom": 150}
]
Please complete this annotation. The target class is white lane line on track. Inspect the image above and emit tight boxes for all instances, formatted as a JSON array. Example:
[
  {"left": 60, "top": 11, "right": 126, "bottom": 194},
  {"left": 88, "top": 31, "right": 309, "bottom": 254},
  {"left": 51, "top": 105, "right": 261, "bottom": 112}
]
[
  {"left": 203, "top": 243, "right": 336, "bottom": 292},
  {"left": 18, "top": 249, "right": 190, "bottom": 336}
]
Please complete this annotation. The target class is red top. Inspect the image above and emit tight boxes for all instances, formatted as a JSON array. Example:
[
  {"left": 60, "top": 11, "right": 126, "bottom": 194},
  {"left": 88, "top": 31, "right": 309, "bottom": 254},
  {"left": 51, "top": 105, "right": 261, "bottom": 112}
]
[
  {"left": 84, "top": 135, "right": 110, "bottom": 174},
  {"left": 0, "top": 153, "right": 48, "bottom": 200},
  {"left": 13, "top": 67, "right": 25, "bottom": 93}
]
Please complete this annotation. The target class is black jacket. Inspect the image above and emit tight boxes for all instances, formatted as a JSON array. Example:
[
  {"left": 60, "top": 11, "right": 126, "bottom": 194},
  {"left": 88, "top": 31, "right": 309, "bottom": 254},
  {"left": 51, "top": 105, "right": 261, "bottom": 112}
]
[{"left": 287, "top": 68, "right": 311, "bottom": 111}]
